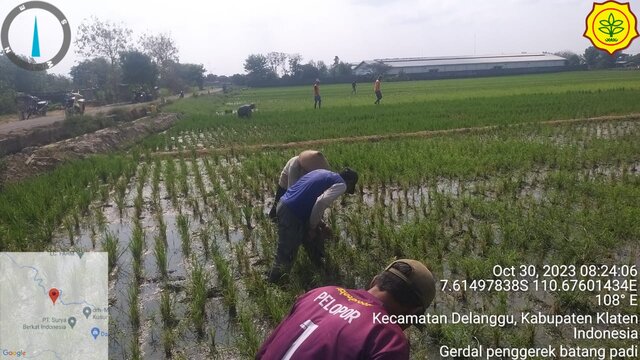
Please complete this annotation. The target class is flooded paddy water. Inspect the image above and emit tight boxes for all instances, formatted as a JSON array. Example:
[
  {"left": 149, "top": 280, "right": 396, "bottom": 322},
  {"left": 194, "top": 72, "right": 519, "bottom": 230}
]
[{"left": 46, "top": 119, "right": 640, "bottom": 359}]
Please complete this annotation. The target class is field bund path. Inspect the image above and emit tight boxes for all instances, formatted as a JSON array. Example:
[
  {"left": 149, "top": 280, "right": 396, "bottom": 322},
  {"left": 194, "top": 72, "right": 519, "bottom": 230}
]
[{"left": 150, "top": 112, "right": 640, "bottom": 158}]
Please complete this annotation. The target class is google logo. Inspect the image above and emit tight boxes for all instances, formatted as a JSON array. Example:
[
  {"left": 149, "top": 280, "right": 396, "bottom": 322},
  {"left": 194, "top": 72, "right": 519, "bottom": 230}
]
[{"left": 1, "top": 349, "right": 27, "bottom": 357}]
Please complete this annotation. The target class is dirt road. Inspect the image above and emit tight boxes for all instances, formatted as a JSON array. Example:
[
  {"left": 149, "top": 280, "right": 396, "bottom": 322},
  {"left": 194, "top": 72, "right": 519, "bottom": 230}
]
[{"left": 0, "top": 89, "right": 217, "bottom": 137}]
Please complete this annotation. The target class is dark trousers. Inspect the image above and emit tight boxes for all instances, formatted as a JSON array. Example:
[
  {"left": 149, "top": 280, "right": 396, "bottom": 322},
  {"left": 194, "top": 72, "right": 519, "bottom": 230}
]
[
  {"left": 268, "top": 203, "right": 324, "bottom": 283},
  {"left": 374, "top": 90, "right": 382, "bottom": 104}
]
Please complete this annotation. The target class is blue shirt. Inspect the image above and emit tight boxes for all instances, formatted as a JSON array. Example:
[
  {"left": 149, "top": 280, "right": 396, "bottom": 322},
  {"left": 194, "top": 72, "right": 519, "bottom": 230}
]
[{"left": 281, "top": 169, "right": 345, "bottom": 223}]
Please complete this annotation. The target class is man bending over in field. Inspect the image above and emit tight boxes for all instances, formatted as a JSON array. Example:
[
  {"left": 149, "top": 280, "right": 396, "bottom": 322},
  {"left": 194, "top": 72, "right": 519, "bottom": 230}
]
[
  {"left": 269, "top": 150, "right": 330, "bottom": 221},
  {"left": 267, "top": 168, "right": 358, "bottom": 283},
  {"left": 238, "top": 103, "right": 256, "bottom": 118},
  {"left": 257, "top": 259, "right": 436, "bottom": 359}
]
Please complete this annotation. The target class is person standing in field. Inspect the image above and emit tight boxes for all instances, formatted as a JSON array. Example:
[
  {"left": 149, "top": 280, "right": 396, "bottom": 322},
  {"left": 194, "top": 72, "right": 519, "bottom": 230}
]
[
  {"left": 351, "top": 80, "right": 357, "bottom": 94},
  {"left": 313, "top": 79, "right": 322, "bottom": 109},
  {"left": 267, "top": 168, "right": 358, "bottom": 284},
  {"left": 268, "top": 150, "right": 331, "bottom": 221},
  {"left": 374, "top": 75, "right": 383, "bottom": 104},
  {"left": 257, "top": 259, "right": 437, "bottom": 359}
]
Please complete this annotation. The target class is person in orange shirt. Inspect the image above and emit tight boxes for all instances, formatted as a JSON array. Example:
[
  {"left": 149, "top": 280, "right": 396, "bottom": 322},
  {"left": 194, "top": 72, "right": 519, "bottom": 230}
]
[
  {"left": 374, "top": 76, "right": 383, "bottom": 104},
  {"left": 313, "top": 79, "right": 321, "bottom": 109}
]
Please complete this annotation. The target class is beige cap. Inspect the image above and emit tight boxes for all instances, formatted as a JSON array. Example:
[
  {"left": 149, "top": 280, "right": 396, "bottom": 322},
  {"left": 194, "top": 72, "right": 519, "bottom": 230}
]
[
  {"left": 298, "top": 150, "right": 330, "bottom": 172},
  {"left": 385, "top": 259, "right": 436, "bottom": 310}
]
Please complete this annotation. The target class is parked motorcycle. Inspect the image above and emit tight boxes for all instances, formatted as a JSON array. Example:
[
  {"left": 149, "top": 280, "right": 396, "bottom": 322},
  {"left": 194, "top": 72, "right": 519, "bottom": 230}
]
[
  {"left": 15, "top": 93, "right": 48, "bottom": 120},
  {"left": 132, "top": 86, "right": 158, "bottom": 103},
  {"left": 132, "top": 91, "right": 146, "bottom": 103},
  {"left": 64, "top": 92, "right": 86, "bottom": 117}
]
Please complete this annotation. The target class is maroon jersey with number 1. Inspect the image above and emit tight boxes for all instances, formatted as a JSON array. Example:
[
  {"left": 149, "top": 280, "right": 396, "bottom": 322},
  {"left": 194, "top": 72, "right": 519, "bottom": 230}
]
[{"left": 256, "top": 286, "right": 409, "bottom": 360}]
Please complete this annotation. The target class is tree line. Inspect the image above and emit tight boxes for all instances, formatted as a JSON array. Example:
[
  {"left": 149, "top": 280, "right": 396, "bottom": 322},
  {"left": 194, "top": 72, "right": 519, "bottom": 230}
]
[
  {"left": 72, "top": 17, "right": 205, "bottom": 103},
  {"left": 0, "top": 55, "right": 72, "bottom": 114},
  {"left": 231, "top": 47, "right": 639, "bottom": 87},
  {"left": 0, "top": 16, "right": 206, "bottom": 115},
  {"left": 555, "top": 47, "right": 639, "bottom": 69},
  {"left": 235, "top": 53, "right": 358, "bottom": 87}
]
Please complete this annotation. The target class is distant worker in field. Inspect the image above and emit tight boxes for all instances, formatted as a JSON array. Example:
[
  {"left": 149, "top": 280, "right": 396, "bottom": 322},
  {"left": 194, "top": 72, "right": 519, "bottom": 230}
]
[
  {"left": 374, "top": 76, "right": 383, "bottom": 104},
  {"left": 257, "top": 259, "right": 436, "bottom": 359},
  {"left": 267, "top": 167, "right": 358, "bottom": 283},
  {"left": 352, "top": 80, "right": 357, "bottom": 94},
  {"left": 313, "top": 79, "right": 321, "bottom": 109},
  {"left": 269, "top": 150, "right": 331, "bottom": 220},
  {"left": 238, "top": 103, "right": 256, "bottom": 118}
]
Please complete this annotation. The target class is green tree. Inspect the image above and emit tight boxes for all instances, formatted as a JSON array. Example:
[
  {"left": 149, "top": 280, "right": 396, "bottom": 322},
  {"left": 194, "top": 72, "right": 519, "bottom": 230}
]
[
  {"left": 70, "top": 57, "right": 110, "bottom": 90},
  {"left": 583, "top": 46, "right": 618, "bottom": 69},
  {"left": 159, "top": 60, "right": 185, "bottom": 92},
  {"left": 288, "top": 53, "right": 303, "bottom": 78},
  {"left": 161, "top": 61, "right": 206, "bottom": 92},
  {"left": 583, "top": 46, "right": 600, "bottom": 68},
  {"left": 0, "top": 54, "right": 71, "bottom": 114},
  {"left": 230, "top": 73, "right": 246, "bottom": 86},
  {"left": 0, "top": 54, "right": 54, "bottom": 94},
  {"left": 42, "top": 74, "right": 71, "bottom": 93},
  {"left": 555, "top": 51, "right": 582, "bottom": 66},
  {"left": 244, "top": 54, "right": 269, "bottom": 76},
  {"left": 369, "top": 61, "right": 391, "bottom": 77},
  {"left": 75, "top": 17, "right": 132, "bottom": 65},
  {"left": 332, "top": 61, "right": 353, "bottom": 78},
  {"left": 139, "top": 32, "right": 179, "bottom": 77},
  {"left": 177, "top": 63, "right": 206, "bottom": 90},
  {"left": 298, "top": 62, "right": 320, "bottom": 81},
  {"left": 0, "top": 55, "right": 16, "bottom": 114},
  {"left": 627, "top": 53, "right": 640, "bottom": 67},
  {"left": 75, "top": 16, "right": 132, "bottom": 101},
  {"left": 266, "top": 52, "right": 287, "bottom": 76},
  {"left": 244, "top": 54, "right": 277, "bottom": 85},
  {"left": 317, "top": 61, "right": 329, "bottom": 78},
  {"left": 120, "top": 51, "right": 157, "bottom": 87}
]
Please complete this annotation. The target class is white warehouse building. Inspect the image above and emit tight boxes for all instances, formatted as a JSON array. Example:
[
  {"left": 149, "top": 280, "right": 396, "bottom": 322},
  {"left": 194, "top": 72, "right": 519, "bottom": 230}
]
[{"left": 354, "top": 53, "right": 568, "bottom": 78}]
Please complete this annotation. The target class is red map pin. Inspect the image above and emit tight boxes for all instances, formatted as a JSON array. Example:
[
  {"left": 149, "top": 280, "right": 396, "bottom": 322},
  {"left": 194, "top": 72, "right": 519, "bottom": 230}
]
[{"left": 49, "top": 288, "right": 59, "bottom": 305}]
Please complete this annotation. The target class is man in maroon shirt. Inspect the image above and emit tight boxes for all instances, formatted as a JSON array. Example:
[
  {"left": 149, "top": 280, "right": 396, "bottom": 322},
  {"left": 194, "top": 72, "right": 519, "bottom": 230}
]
[{"left": 257, "top": 259, "right": 436, "bottom": 359}]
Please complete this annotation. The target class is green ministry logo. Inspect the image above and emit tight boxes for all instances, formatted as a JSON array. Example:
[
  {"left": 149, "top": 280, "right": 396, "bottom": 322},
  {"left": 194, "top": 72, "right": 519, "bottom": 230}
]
[{"left": 584, "top": 1, "right": 639, "bottom": 54}]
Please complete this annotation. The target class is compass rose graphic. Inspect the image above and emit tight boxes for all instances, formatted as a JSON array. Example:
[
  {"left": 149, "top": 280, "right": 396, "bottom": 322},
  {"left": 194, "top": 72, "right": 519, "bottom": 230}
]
[{"left": 1, "top": 1, "right": 71, "bottom": 71}]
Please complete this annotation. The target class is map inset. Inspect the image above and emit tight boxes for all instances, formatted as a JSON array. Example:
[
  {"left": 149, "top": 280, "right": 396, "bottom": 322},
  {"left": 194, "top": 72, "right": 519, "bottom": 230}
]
[{"left": 0, "top": 252, "right": 108, "bottom": 359}]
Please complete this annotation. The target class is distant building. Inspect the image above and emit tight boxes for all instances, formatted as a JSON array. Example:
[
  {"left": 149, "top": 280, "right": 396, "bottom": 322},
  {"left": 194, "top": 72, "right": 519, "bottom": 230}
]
[{"left": 353, "top": 53, "right": 568, "bottom": 78}]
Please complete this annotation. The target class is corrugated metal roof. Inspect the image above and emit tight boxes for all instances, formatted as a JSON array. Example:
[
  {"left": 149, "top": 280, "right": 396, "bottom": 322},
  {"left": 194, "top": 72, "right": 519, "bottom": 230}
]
[{"left": 374, "top": 54, "right": 566, "bottom": 68}]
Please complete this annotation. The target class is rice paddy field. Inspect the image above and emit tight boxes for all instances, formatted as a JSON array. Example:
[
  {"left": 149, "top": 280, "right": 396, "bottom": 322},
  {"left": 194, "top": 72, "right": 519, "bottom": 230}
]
[{"left": 1, "top": 70, "right": 639, "bottom": 359}]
